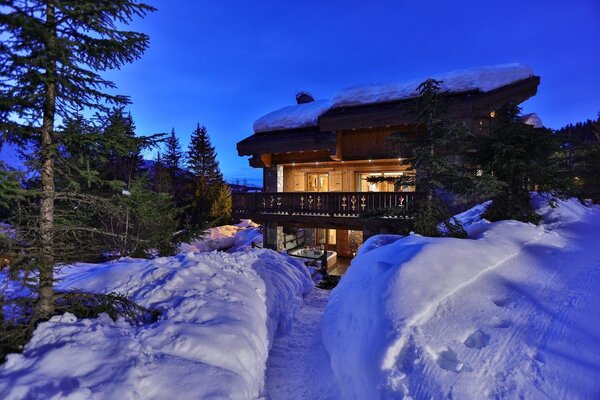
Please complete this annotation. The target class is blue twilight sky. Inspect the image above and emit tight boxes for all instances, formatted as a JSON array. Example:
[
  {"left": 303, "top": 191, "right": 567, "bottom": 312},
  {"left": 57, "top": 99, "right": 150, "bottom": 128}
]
[{"left": 2, "top": 0, "right": 599, "bottom": 184}]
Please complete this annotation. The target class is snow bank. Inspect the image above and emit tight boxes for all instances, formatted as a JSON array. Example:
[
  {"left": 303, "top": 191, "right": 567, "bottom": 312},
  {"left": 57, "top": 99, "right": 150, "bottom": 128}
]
[
  {"left": 332, "top": 63, "right": 534, "bottom": 107},
  {"left": 179, "top": 219, "right": 261, "bottom": 253},
  {"left": 0, "top": 249, "right": 313, "bottom": 399},
  {"left": 323, "top": 198, "right": 600, "bottom": 399},
  {"left": 252, "top": 99, "right": 331, "bottom": 133}
]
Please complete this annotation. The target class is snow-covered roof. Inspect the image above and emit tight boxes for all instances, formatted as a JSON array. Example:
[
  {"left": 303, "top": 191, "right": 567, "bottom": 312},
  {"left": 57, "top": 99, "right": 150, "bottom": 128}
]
[
  {"left": 521, "top": 112, "right": 544, "bottom": 128},
  {"left": 253, "top": 99, "right": 332, "bottom": 133},
  {"left": 332, "top": 63, "right": 534, "bottom": 107},
  {"left": 252, "top": 64, "right": 535, "bottom": 133}
]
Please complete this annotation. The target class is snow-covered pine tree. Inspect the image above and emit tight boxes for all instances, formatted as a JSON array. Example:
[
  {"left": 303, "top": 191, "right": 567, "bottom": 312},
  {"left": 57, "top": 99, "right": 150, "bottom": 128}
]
[{"left": 0, "top": 0, "right": 155, "bottom": 318}]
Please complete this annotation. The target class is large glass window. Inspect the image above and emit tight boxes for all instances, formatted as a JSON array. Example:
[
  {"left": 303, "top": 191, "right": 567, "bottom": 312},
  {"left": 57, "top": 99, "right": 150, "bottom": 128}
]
[{"left": 357, "top": 172, "right": 415, "bottom": 192}]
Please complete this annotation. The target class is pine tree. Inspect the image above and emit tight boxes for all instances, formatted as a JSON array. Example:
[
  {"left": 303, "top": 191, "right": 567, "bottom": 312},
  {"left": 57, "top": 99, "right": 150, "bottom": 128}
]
[
  {"left": 164, "top": 128, "right": 183, "bottom": 181},
  {"left": 10, "top": 113, "right": 175, "bottom": 262},
  {"left": 101, "top": 176, "right": 178, "bottom": 257},
  {"left": 187, "top": 124, "right": 223, "bottom": 185},
  {"left": 560, "top": 114, "right": 600, "bottom": 203},
  {"left": 210, "top": 183, "right": 232, "bottom": 224},
  {"left": 469, "top": 104, "right": 570, "bottom": 222},
  {"left": 370, "top": 79, "right": 475, "bottom": 236},
  {"left": 0, "top": 0, "right": 155, "bottom": 318},
  {"left": 161, "top": 128, "right": 187, "bottom": 214},
  {"left": 100, "top": 109, "right": 145, "bottom": 187},
  {"left": 153, "top": 152, "right": 173, "bottom": 194},
  {"left": 187, "top": 124, "right": 225, "bottom": 227}
]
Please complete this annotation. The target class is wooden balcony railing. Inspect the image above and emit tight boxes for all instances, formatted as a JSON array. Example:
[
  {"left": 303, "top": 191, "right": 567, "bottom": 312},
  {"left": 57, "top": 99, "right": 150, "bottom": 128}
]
[{"left": 232, "top": 191, "right": 420, "bottom": 219}]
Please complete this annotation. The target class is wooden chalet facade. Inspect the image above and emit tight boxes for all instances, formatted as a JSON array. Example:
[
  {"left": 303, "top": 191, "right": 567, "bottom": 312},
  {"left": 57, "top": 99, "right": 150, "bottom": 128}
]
[{"left": 233, "top": 66, "right": 540, "bottom": 261}]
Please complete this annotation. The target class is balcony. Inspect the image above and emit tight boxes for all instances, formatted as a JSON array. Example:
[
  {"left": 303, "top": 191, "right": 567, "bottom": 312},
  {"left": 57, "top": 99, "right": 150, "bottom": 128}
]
[{"left": 232, "top": 191, "right": 420, "bottom": 229}]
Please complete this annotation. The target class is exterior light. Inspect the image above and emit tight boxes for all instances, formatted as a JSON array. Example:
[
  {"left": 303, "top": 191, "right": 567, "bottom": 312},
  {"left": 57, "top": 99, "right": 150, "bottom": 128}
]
[
  {"left": 368, "top": 159, "right": 372, "bottom": 163},
  {"left": 292, "top": 162, "right": 296, "bottom": 166},
  {"left": 490, "top": 111, "right": 496, "bottom": 118},
  {"left": 316, "top": 161, "right": 319, "bottom": 165}
]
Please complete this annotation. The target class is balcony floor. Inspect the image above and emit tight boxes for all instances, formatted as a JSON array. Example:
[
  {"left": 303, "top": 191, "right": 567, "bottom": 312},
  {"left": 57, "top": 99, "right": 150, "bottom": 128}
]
[{"left": 328, "top": 256, "right": 352, "bottom": 276}]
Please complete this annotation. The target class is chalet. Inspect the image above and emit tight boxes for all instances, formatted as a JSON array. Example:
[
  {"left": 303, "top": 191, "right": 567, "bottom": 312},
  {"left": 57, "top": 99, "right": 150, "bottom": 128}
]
[{"left": 233, "top": 64, "right": 540, "bottom": 273}]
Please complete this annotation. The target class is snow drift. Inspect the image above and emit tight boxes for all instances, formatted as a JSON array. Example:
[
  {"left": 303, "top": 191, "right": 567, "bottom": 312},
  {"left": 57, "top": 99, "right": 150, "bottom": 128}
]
[
  {"left": 323, "top": 198, "right": 600, "bottom": 399},
  {"left": 0, "top": 249, "right": 313, "bottom": 399}
]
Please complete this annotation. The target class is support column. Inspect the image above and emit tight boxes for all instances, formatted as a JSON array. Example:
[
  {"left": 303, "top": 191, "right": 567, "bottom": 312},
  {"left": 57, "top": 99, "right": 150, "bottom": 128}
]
[
  {"left": 264, "top": 222, "right": 284, "bottom": 251},
  {"left": 263, "top": 164, "right": 284, "bottom": 251},
  {"left": 263, "top": 164, "right": 283, "bottom": 192},
  {"left": 304, "top": 228, "right": 316, "bottom": 247}
]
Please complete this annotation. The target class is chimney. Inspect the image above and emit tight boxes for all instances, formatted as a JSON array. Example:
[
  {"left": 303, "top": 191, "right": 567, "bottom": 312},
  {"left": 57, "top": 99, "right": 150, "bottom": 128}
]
[{"left": 296, "top": 91, "right": 315, "bottom": 104}]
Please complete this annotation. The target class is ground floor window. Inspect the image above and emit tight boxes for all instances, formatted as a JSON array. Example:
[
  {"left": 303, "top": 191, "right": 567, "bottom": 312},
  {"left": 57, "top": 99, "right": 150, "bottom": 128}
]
[
  {"left": 315, "top": 228, "right": 336, "bottom": 248},
  {"left": 348, "top": 230, "right": 363, "bottom": 256}
]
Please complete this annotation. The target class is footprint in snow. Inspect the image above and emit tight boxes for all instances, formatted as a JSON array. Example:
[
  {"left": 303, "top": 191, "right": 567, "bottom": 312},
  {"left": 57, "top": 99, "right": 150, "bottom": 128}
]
[
  {"left": 533, "top": 351, "right": 546, "bottom": 364},
  {"left": 435, "top": 348, "right": 464, "bottom": 373},
  {"left": 464, "top": 329, "right": 490, "bottom": 349},
  {"left": 490, "top": 317, "right": 512, "bottom": 329},
  {"left": 492, "top": 297, "right": 516, "bottom": 308}
]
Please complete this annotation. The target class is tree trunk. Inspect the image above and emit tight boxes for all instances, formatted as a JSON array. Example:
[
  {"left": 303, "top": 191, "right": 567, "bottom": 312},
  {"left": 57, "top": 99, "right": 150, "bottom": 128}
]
[{"left": 38, "top": 0, "right": 57, "bottom": 319}]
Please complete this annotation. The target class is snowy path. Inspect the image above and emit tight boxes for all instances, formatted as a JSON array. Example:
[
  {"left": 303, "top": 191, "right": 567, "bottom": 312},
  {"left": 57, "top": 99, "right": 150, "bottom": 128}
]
[
  {"left": 265, "top": 288, "right": 341, "bottom": 400},
  {"left": 402, "top": 211, "right": 600, "bottom": 398}
]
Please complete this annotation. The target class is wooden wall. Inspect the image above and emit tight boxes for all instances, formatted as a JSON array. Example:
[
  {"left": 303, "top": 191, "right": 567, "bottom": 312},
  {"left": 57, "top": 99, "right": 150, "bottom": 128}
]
[{"left": 340, "top": 126, "right": 415, "bottom": 160}]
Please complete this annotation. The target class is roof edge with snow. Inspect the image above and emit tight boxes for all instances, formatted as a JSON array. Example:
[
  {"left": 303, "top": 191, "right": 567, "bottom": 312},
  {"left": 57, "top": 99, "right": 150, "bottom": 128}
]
[{"left": 251, "top": 64, "right": 535, "bottom": 133}]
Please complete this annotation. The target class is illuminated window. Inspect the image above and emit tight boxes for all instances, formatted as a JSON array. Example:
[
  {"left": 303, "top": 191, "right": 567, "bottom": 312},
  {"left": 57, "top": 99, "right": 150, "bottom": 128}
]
[
  {"left": 357, "top": 172, "right": 415, "bottom": 192},
  {"left": 307, "top": 173, "right": 329, "bottom": 192},
  {"left": 328, "top": 229, "right": 336, "bottom": 245}
]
